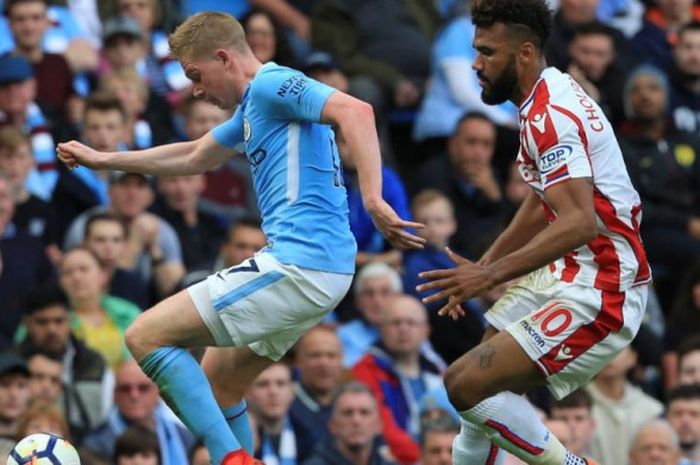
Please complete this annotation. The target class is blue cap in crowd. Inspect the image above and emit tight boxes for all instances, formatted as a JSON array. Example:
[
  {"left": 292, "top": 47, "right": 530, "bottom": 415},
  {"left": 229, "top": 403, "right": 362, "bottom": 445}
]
[
  {"left": 0, "top": 351, "right": 30, "bottom": 377},
  {"left": 0, "top": 55, "right": 33, "bottom": 85},
  {"left": 304, "top": 51, "right": 338, "bottom": 74}
]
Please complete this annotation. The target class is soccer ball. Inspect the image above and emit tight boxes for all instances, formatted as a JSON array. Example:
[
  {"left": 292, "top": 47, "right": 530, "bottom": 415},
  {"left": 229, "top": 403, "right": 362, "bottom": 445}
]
[{"left": 7, "top": 433, "right": 80, "bottom": 464}]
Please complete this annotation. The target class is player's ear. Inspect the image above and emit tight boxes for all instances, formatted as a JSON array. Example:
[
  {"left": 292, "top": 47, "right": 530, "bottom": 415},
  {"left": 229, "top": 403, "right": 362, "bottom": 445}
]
[
  {"left": 214, "top": 48, "right": 230, "bottom": 67},
  {"left": 518, "top": 41, "right": 536, "bottom": 64}
]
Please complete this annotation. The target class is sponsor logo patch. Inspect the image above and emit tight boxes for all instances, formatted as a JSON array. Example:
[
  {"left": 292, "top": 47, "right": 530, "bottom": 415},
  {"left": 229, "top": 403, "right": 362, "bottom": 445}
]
[{"left": 539, "top": 145, "right": 573, "bottom": 174}]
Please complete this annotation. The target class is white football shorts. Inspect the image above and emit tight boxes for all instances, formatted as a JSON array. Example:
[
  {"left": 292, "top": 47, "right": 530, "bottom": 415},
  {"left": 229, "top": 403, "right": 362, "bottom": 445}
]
[
  {"left": 187, "top": 251, "right": 353, "bottom": 361},
  {"left": 485, "top": 267, "right": 648, "bottom": 399}
]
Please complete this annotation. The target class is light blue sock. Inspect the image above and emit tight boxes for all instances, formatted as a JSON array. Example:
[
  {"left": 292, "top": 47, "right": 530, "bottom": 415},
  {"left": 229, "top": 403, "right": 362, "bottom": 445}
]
[
  {"left": 140, "top": 347, "right": 241, "bottom": 464},
  {"left": 222, "top": 401, "right": 254, "bottom": 454}
]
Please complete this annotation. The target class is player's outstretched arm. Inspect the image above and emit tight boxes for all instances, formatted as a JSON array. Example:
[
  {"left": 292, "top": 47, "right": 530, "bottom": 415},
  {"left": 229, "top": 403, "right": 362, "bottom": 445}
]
[
  {"left": 418, "top": 178, "right": 597, "bottom": 315},
  {"left": 56, "top": 133, "right": 235, "bottom": 176},
  {"left": 321, "top": 91, "right": 426, "bottom": 250}
]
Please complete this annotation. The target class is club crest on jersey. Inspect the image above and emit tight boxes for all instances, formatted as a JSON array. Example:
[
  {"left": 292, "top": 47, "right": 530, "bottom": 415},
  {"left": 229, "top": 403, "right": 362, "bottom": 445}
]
[
  {"left": 530, "top": 113, "right": 547, "bottom": 133},
  {"left": 243, "top": 117, "right": 252, "bottom": 142},
  {"left": 539, "top": 145, "right": 573, "bottom": 174}
]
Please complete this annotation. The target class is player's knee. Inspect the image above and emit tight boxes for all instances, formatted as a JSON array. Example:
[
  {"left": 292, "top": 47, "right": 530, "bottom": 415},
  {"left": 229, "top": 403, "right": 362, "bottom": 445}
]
[
  {"left": 125, "top": 316, "right": 153, "bottom": 361},
  {"left": 445, "top": 364, "right": 490, "bottom": 411}
]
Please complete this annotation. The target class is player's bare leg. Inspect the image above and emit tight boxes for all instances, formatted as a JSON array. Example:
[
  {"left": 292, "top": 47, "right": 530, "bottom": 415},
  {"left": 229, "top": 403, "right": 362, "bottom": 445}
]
[
  {"left": 446, "top": 329, "right": 593, "bottom": 465},
  {"left": 201, "top": 346, "right": 274, "bottom": 453},
  {"left": 125, "top": 291, "right": 258, "bottom": 465}
]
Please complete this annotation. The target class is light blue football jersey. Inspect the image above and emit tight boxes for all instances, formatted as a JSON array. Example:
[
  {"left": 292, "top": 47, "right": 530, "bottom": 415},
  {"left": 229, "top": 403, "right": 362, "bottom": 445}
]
[{"left": 212, "top": 63, "right": 357, "bottom": 274}]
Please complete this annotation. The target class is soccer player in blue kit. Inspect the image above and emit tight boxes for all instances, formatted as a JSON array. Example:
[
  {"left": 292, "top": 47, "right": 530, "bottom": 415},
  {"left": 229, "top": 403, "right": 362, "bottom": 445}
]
[{"left": 57, "top": 12, "right": 425, "bottom": 465}]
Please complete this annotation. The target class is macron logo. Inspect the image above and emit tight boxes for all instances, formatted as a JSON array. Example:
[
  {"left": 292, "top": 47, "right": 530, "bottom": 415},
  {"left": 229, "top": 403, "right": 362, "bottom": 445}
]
[{"left": 531, "top": 113, "right": 547, "bottom": 133}]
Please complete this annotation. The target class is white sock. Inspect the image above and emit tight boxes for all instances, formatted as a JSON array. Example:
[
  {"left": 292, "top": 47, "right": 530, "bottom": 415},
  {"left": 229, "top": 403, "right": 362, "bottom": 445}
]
[
  {"left": 452, "top": 419, "right": 504, "bottom": 465},
  {"left": 459, "top": 392, "right": 588, "bottom": 465}
]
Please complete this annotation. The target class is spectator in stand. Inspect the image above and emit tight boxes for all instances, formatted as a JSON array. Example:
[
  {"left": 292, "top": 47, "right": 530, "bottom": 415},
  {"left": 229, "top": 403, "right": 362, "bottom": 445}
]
[
  {"left": 403, "top": 189, "right": 456, "bottom": 306},
  {"left": 15, "top": 285, "right": 113, "bottom": 443},
  {"left": 116, "top": 0, "right": 191, "bottom": 107},
  {"left": 303, "top": 51, "right": 350, "bottom": 93},
  {"left": 249, "top": 0, "right": 314, "bottom": 61},
  {"left": 352, "top": 294, "right": 446, "bottom": 465},
  {"left": 82, "top": 360, "right": 194, "bottom": 465},
  {"left": 180, "top": 97, "right": 256, "bottom": 225},
  {"left": 586, "top": 346, "right": 665, "bottom": 465},
  {"left": 0, "top": 126, "right": 55, "bottom": 247},
  {"left": 15, "top": 401, "right": 70, "bottom": 440},
  {"left": 63, "top": 170, "right": 185, "bottom": 301},
  {"left": 567, "top": 22, "right": 629, "bottom": 125},
  {"left": 337, "top": 129, "right": 409, "bottom": 269},
  {"left": 629, "top": 420, "right": 683, "bottom": 465},
  {"left": 247, "top": 363, "right": 313, "bottom": 465},
  {"left": 219, "top": 217, "right": 267, "bottom": 269},
  {"left": 99, "top": 68, "right": 158, "bottom": 150},
  {"left": 52, "top": 92, "right": 129, "bottom": 244},
  {"left": 618, "top": 65, "right": 700, "bottom": 275},
  {"left": 666, "top": 385, "right": 700, "bottom": 464},
  {"left": 337, "top": 262, "right": 401, "bottom": 368},
  {"left": 303, "top": 382, "right": 397, "bottom": 465},
  {"left": 666, "top": 265, "right": 700, "bottom": 387},
  {"left": 58, "top": 246, "right": 141, "bottom": 370},
  {"left": 669, "top": 22, "right": 700, "bottom": 140},
  {"left": 0, "top": 54, "right": 56, "bottom": 200},
  {"left": 549, "top": 389, "right": 598, "bottom": 460},
  {"left": 290, "top": 325, "right": 345, "bottom": 443},
  {"left": 5, "top": 0, "right": 75, "bottom": 125},
  {"left": 311, "top": 0, "right": 441, "bottom": 113},
  {"left": 402, "top": 189, "right": 485, "bottom": 365},
  {"left": 113, "top": 426, "right": 161, "bottom": 465},
  {"left": 153, "top": 174, "right": 226, "bottom": 277},
  {"left": 83, "top": 212, "right": 148, "bottom": 309},
  {"left": 413, "top": 6, "right": 518, "bottom": 154},
  {"left": 100, "top": 15, "right": 146, "bottom": 76},
  {"left": 414, "top": 112, "right": 507, "bottom": 260},
  {"left": 419, "top": 416, "right": 458, "bottom": 465},
  {"left": 0, "top": 173, "right": 53, "bottom": 348},
  {"left": 678, "top": 334, "right": 700, "bottom": 387},
  {"left": 633, "top": 0, "right": 700, "bottom": 71},
  {"left": 0, "top": 351, "right": 31, "bottom": 439},
  {"left": 546, "top": 0, "right": 636, "bottom": 71},
  {"left": 241, "top": 9, "right": 297, "bottom": 67},
  {"left": 25, "top": 349, "right": 62, "bottom": 406}
]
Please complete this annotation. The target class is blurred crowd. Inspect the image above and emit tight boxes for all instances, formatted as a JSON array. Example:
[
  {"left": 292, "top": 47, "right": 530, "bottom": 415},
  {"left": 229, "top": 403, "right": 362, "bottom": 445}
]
[{"left": 0, "top": 0, "right": 699, "bottom": 464}]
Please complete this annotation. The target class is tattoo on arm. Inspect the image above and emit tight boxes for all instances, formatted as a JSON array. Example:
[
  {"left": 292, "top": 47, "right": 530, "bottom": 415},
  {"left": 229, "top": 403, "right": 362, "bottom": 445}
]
[{"left": 477, "top": 343, "right": 496, "bottom": 368}]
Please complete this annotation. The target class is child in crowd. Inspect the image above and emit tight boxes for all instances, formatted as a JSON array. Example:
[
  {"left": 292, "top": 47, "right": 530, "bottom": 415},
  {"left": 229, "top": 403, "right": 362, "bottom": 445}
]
[{"left": 403, "top": 189, "right": 458, "bottom": 308}]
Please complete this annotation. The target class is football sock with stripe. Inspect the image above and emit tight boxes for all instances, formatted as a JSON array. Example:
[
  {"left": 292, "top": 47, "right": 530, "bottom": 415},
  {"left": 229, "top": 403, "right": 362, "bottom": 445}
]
[
  {"left": 460, "top": 391, "right": 587, "bottom": 465},
  {"left": 221, "top": 401, "right": 254, "bottom": 454},
  {"left": 453, "top": 419, "right": 504, "bottom": 465},
  {"left": 140, "top": 346, "right": 241, "bottom": 464}
]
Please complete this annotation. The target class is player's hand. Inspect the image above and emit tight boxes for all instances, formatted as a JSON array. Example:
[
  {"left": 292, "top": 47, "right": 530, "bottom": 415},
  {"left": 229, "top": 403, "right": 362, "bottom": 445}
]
[
  {"left": 56, "top": 140, "right": 103, "bottom": 170},
  {"left": 416, "top": 247, "right": 496, "bottom": 316},
  {"left": 367, "top": 199, "right": 426, "bottom": 250}
]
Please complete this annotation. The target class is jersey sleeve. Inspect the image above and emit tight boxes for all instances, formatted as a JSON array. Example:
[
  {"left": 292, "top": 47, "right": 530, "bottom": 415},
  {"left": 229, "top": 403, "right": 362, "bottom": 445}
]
[
  {"left": 530, "top": 106, "right": 593, "bottom": 190},
  {"left": 251, "top": 66, "right": 336, "bottom": 122},
  {"left": 211, "top": 107, "right": 245, "bottom": 151}
]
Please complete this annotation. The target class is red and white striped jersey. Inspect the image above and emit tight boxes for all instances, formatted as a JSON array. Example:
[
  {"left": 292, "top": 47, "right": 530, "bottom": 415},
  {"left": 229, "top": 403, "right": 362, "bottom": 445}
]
[{"left": 517, "top": 67, "right": 651, "bottom": 292}]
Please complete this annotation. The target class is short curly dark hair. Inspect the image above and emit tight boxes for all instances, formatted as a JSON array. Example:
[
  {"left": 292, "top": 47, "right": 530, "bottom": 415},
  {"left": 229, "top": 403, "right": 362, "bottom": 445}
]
[{"left": 471, "top": 0, "right": 552, "bottom": 50}]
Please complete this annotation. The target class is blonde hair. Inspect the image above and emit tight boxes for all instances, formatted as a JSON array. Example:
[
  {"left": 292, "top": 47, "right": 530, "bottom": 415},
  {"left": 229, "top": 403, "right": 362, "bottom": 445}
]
[
  {"left": 411, "top": 189, "right": 454, "bottom": 217},
  {"left": 15, "top": 401, "right": 71, "bottom": 442},
  {"left": 0, "top": 126, "right": 30, "bottom": 153},
  {"left": 169, "top": 11, "right": 249, "bottom": 60},
  {"left": 99, "top": 67, "right": 149, "bottom": 104}
]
